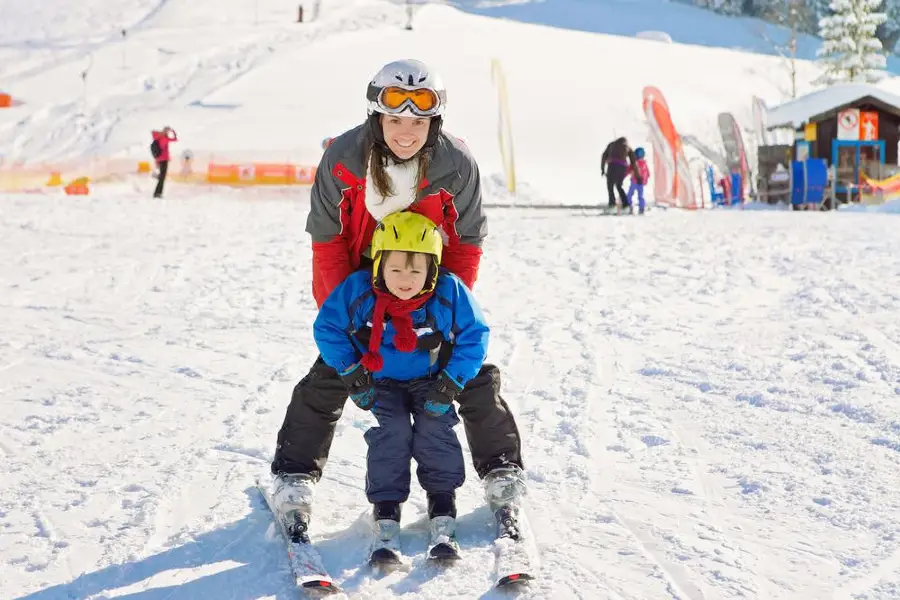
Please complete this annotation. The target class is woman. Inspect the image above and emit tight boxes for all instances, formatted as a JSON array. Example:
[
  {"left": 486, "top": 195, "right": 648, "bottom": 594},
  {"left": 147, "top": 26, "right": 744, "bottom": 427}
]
[
  {"left": 601, "top": 136, "right": 637, "bottom": 210},
  {"left": 150, "top": 126, "right": 177, "bottom": 198},
  {"left": 270, "top": 59, "right": 526, "bottom": 542}
]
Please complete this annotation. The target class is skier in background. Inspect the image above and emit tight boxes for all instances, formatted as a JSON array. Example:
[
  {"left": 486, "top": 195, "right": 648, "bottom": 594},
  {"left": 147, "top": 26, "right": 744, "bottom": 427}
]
[
  {"left": 313, "top": 211, "right": 488, "bottom": 564},
  {"left": 601, "top": 136, "right": 638, "bottom": 211},
  {"left": 626, "top": 147, "right": 651, "bottom": 215},
  {"left": 150, "top": 126, "right": 177, "bottom": 198}
]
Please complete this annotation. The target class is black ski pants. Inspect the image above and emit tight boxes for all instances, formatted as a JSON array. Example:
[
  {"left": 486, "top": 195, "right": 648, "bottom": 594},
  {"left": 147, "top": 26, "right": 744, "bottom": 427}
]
[
  {"left": 606, "top": 162, "right": 628, "bottom": 208},
  {"left": 271, "top": 357, "right": 524, "bottom": 481},
  {"left": 154, "top": 160, "right": 168, "bottom": 198}
]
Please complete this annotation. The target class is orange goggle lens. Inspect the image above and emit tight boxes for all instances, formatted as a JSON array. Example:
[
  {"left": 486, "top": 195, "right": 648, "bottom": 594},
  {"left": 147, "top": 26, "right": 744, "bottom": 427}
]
[{"left": 380, "top": 87, "right": 438, "bottom": 112}]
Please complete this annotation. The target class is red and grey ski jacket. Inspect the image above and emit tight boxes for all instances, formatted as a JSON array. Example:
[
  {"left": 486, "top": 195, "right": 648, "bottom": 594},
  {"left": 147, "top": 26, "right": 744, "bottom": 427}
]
[{"left": 306, "top": 124, "right": 486, "bottom": 308}]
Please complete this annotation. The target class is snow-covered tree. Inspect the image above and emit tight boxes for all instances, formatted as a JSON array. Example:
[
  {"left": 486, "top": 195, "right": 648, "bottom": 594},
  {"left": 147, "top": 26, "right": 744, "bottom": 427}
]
[
  {"left": 877, "top": 0, "right": 900, "bottom": 53},
  {"left": 816, "top": 0, "right": 888, "bottom": 84}
]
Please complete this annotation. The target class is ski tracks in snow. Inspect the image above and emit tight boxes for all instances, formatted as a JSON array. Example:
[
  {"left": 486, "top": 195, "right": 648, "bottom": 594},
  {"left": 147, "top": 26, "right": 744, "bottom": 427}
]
[
  {"left": 1, "top": 0, "right": 412, "bottom": 162},
  {"left": 489, "top": 217, "right": 702, "bottom": 598},
  {"left": 598, "top": 213, "right": 900, "bottom": 599},
  {"left": 488, "top": 211, "right": 900, "bottom": 599}
]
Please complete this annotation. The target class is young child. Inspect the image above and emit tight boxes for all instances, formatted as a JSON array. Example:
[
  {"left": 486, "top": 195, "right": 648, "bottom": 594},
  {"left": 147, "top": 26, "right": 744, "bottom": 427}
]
[
  {"left": 626, "top": 146, "right": 651, "bottom": 214},
  {"left": 313, "top": 211, "right": 489, "bottom": 566}
]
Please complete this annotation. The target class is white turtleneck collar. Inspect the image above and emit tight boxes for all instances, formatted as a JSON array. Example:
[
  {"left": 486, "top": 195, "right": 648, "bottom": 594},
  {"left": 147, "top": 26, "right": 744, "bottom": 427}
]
[{"left": 364, "top": 158, "right": 420, "bottom": 222}]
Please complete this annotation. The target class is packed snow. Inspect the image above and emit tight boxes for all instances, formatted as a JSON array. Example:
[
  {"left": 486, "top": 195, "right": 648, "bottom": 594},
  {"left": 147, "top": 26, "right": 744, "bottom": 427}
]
[{"left": 2, "top": 0, "right": 900, "bottom": 599}]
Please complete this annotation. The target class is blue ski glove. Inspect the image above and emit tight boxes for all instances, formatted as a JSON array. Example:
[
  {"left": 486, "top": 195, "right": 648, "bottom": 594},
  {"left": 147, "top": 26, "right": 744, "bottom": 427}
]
[
  {"left": 423, "top": 371, "right": 464, "bottom": 417},
  {"left": 339, "top": 363, "right": 375, "bottom": 411}
]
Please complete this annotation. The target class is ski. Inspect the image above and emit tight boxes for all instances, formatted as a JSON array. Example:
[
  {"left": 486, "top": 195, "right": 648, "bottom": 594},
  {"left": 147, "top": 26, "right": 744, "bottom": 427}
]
[
  {"left": 492, "top": 505, "right": 538, "bottom": 588},
  {"left": 255, "top": 478, "right": 341, "bottom": 596},
  {"left": 368, "top": 546, "right": 403, "bottom": 571},
  {"left": 426, "top": 515, "right": 461, "bottom": 564},
  {"left": 366, "top": 515, "right": 410, "bottom": 575},
  {"left": 427, "top": 541, "right": 461, "bottom": 562}
]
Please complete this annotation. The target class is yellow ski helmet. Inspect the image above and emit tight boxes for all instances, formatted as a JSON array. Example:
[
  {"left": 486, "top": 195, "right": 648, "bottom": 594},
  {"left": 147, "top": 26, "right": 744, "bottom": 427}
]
[{"left": 371, "top": 211, "right": 443, "bottom": 294}]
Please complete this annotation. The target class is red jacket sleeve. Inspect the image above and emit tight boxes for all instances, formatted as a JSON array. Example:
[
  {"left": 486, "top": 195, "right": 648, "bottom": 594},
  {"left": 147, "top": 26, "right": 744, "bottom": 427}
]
[
  {"left": 441, "top": 243, "right": 482, "bottom": 290},
  {"left": 312, "top": 240, "right": 352, "bottom": 308},
  {"left": 307, "top": 144, "right": 355, "bottom": 307}
]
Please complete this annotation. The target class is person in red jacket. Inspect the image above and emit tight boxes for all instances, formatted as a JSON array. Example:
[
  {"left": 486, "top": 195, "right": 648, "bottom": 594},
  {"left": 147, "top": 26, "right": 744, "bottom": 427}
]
[
  {"left": 270, "top": 59, "right": 526, "bottom": 542},
  {"left": 150, "top": 126, "right": 177, "bottom": 198}
]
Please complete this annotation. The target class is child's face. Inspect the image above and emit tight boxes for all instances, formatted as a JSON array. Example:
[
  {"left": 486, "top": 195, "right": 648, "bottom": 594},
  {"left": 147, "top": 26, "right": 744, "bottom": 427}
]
[{"left": 382, "top": 251, "right": 429, "bottom": 300}]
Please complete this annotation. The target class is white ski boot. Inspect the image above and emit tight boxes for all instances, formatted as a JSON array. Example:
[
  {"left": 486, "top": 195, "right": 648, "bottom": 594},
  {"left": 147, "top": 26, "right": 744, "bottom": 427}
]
[
  {"left": 272, "top": 473, "right": 316, "bottom": 543},
  {"left": 369, "top": 502, "right": 403, "bottom": 569},
  {"left": 428, "top": 515, "right": 461, "bottom": 561},
  {"left": 483, "top": 466, "right": 527, "bottom": 540}
]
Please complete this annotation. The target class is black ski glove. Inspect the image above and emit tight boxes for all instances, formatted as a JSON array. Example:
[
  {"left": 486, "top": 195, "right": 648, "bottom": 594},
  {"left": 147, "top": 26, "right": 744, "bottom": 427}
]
[
  {"left": 423, "top": 371, "right": 464, "bottom": 417},
  {"left": 339, "top": 363, "right": 375, "bottom": 410}
]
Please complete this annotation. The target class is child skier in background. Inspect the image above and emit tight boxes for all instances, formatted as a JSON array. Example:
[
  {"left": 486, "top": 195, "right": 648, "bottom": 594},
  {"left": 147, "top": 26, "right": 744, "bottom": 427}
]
[
  {"left": 626, "top": 146, "right": 651, "bottom": 214},
  {"left": 313, "top": 211, "right": 490, "bottom": 567}
]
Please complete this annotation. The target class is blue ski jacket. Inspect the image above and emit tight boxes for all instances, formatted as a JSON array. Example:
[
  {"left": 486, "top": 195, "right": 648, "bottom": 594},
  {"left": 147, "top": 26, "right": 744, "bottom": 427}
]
[{"left": 314, "top": 269, "right": 489, "bottom": 386}]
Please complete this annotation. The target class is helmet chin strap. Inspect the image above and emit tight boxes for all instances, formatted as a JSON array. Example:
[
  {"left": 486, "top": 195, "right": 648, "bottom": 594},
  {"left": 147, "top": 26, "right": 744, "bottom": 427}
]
[{"left": 367, "top": 113, "right": 443, "bottom": 163}]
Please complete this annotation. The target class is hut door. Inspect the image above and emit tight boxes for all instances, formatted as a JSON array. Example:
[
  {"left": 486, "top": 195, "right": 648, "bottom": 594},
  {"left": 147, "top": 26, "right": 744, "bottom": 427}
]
[{"left": 832, "top": 140, "right": 885, "bottom": 200}]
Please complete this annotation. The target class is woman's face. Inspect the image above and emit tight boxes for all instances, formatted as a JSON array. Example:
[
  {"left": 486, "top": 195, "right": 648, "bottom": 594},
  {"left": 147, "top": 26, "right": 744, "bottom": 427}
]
[
  {"left": 380, "top": 114, "right": 430, "bottom": 160},
  {"left": 382, "top": 251, "right": 429, "bottom": 300}
]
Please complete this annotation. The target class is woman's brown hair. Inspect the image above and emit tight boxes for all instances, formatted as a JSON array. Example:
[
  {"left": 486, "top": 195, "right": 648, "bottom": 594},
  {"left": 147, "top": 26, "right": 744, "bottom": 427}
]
[{"left": 366, "top": 125, "right": 433, "bottom": 203}]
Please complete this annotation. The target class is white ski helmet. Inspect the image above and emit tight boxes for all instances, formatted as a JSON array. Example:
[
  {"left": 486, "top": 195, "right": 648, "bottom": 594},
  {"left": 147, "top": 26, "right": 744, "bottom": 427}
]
[{"left": 366, "top": 59, "right": 446, "bottom": 118}]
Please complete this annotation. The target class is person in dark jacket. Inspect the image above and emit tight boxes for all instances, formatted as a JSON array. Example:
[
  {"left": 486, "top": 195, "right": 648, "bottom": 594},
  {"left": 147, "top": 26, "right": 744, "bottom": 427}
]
[
  {"left": 270, "top": 59, "right": 526, "bottom": 542},
  {"left": 314, "top": 211, "right": 488, "bottom": 560},
  {"left": 151, "top": 126, "right": 177, "bottom": 198},
  {"left": 601, "top": 137, "right": 638, "bottom": 211}
]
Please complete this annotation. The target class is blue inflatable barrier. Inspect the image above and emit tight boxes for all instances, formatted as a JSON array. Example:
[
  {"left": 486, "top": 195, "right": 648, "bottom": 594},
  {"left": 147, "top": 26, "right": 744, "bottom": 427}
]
[
  {"left": 730, "top": 172, "right": 743, "bottom": 204},
  {"left": 790, "top": 159, "right": 828, "bottom": 205},
  {"left": 706, "top": 165, "right": 724, "bottom": 204}
]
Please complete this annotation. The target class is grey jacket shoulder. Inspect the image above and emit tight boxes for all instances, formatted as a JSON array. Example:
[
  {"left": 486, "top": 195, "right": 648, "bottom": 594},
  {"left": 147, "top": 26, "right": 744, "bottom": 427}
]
[
  {"left": 320, "top": 124, "right": 369, "bottom": 175},
  {"left": 429, "top": 131, "right": 485, "bottom": 246},
  {"left": 427, "top": 132, "right": 477, "bottom": 189}
]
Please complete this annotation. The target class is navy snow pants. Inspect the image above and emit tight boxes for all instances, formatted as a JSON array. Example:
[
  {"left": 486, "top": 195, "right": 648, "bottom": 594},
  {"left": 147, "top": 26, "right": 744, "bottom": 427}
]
[{"left": 365, "top": 378, "right": 465, "bottom": 504}]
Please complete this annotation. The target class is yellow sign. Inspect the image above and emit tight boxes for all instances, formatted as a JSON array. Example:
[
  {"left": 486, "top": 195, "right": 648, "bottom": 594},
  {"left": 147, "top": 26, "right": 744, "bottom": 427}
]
[
  {"left": 491, "top": 58, "right": 516, "bottom": 194},
  {"left": 804, "top": 122, "right": 817, "bottom": 141}
]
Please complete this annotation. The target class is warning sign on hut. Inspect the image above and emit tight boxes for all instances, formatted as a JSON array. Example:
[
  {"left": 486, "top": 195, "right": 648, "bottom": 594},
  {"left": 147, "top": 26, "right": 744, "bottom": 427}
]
[{"left": 837, "top": 108, "right": 879, "bottom": 141}]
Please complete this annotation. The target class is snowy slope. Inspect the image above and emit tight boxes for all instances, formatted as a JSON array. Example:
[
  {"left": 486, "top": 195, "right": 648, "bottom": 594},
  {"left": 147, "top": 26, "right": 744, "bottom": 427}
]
[
  {"left": 4, "top": 186, "right": 900, "bottom": 600},
  {"left": 3, "top": 1, "right": 900, "bottom": 599}
]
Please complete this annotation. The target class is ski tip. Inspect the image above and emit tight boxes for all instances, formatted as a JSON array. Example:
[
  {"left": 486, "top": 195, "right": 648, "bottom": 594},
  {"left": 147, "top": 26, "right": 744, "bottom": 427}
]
[
  {"left": 496, "top": 572, "right": 534, "bottom": 588},
  {"left": 427, "top": 554, "right": 462, "bottom": 565},
  {"left": 428, "top": 543, "right": 461, "bottom": 562},
  {"left": 369, "top": 548, "right": 402, "bottom": 564},
  {"left": 368, "top": 547, "right": 405, "bottom": 574},
  {"left": 300, "top": 579, "right": 341, "bottom": 595}
]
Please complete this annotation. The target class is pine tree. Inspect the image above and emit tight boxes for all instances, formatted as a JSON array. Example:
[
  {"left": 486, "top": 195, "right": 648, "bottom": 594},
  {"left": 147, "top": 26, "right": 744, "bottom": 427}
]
[
  {"left": 816, "top": 0, "right": 888, "bottom": 84},
  {"left": 879, "top": 0, "right": 900, "bottom": 53}
]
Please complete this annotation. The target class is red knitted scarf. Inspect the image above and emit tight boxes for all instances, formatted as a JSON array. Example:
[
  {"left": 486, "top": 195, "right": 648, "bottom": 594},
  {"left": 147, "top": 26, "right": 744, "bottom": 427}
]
[{"left": 359, "top": 287, "right": 433, "bottom": 372}]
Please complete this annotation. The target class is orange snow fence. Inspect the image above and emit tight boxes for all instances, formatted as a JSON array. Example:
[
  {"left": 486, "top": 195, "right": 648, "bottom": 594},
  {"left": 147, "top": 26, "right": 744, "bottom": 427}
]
[
  {"left": 0, "top": 155, "right": 319, "bottom": 192},
  {"left": 205, "top": 162, "right": 317, "bottom": 185},
  {"left": 0, "top": 93, "right": 12, "bottom": 108},
  {"left": 64, "top": 177, "right": 90, "bottom": 195}
]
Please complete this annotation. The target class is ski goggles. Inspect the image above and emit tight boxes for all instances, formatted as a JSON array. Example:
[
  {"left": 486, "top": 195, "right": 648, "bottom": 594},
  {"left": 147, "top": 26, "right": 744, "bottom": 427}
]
[{"left": 375, "top": 86, "right": 441, "bottom": 116}]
